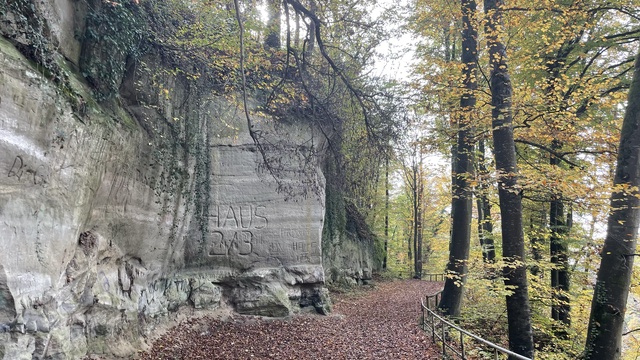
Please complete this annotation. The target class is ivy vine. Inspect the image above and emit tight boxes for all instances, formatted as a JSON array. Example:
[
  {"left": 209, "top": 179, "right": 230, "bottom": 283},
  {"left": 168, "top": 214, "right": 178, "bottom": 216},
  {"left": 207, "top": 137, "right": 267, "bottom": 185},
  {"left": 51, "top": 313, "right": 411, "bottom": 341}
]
[
  {"left": 80, "top": 0, "right": 145, "bottom": 102},
  {"left": 0, "top": 0, "right": 69, "bottom": 86}
]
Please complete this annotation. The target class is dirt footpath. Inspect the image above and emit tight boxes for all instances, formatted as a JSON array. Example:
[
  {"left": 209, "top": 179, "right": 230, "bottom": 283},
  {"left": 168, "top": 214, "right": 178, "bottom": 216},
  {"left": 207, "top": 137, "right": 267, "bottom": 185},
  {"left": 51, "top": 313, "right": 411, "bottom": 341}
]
[{"left": 139, "top": 280, "right": 442, "bottom": 360}]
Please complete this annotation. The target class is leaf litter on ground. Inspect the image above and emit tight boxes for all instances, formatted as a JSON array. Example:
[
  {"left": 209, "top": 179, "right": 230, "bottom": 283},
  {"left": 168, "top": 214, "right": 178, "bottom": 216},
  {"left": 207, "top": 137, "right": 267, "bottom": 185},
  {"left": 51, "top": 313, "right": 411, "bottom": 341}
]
[{"left": 139, "top": 279, "right": 442, "bottom": 359}]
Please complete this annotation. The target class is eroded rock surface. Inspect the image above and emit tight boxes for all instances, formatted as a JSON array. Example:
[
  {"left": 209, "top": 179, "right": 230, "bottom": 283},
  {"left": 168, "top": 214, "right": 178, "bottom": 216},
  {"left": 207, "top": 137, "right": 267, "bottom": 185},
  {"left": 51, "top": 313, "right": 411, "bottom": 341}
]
[{"left": 0, "top": 1, "right": 331, "bottom": 358}]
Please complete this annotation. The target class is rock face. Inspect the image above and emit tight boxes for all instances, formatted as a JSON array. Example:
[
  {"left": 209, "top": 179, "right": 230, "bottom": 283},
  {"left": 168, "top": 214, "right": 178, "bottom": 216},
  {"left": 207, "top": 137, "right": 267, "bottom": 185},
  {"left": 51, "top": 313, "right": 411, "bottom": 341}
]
[
  {"left": 0, "top": 1, "right": 334, "bottom": 358},
  {"left": 322, "top": 178, "right": 376, "bottom": 286}
]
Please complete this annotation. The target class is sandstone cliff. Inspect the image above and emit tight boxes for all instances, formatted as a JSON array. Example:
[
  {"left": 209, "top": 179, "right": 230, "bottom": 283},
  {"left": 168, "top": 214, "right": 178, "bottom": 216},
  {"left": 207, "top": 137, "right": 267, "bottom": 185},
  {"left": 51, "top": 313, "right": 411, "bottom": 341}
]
[{"left": 0, "top": 1, "right": 375, "bottom": 358}]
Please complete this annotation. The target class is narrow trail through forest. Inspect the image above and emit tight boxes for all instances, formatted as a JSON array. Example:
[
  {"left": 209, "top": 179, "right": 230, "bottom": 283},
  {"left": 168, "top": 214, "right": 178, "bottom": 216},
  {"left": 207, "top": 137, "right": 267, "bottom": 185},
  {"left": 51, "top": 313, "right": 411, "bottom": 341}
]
[{"left": 139, "top": 280, "right": 442, "bottom": 359}]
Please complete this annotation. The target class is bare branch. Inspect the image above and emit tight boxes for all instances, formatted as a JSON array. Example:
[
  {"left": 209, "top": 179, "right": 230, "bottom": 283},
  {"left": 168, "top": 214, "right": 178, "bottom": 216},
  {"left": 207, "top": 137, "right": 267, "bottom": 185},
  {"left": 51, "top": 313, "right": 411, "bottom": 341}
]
[
  {"left": 233, "top": 0, "right": 286, "bottom": 187},
  {"left": 285, "top": 0, "right": 382, "bottom": 144},
  {"left": 514, "top": 138, "right": 582, "bottom": 169},
  {"left": 623, "top": 328, "right": 640, "bottom": 336}
]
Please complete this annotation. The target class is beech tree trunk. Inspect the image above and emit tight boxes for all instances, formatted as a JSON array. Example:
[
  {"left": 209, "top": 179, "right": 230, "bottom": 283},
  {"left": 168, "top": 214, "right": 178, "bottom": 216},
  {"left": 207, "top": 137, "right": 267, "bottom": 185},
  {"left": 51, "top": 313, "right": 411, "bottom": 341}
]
[
  {"left": 549, "top": 142, "right": 570, "bottom": 326},
  {"left": 413, "top": 158, "right": 423, "bottom": 279},
  {"left": 476, "top": 138, "right": 495, "bottom": 263},
  {"left": 265, "top": 0, "right": 281, "bottom": 49},
  {"left": 544, "top": 35, "right": 578, "bottom": 328},
  {"left": 405, "top": 161, "right": 415, "bottom": 271},
  {"left": 484, "top": 0, "right": 534, "bottom": 357},
  {"left": 302, "top": 0, "right": 316, "bottom": 61},
  {"left": 530, "top": 208, "right": 545, "bottom": 276},
  {"left": 408, "top": 215, "right": 412, "bottom": 262},
  {"left": 549, "top": 194, "right": 570, "bottom": 325},
  {"left": 383, "top": 156, "right": 389, "bottom": 270},
  {"left": 439, "top": 0, "right": 477, "bottom": 317},
  {"left": 584, "top": 50, "right": 640, "bottom": 360}
]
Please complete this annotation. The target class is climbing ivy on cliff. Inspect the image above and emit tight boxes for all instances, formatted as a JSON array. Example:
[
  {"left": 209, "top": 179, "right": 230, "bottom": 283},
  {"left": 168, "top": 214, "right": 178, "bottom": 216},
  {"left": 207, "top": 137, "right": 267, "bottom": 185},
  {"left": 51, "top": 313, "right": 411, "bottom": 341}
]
[
  {"left": 0, "top": 0, "right": 67, "bottom": 84},
  {"left": 81, "top": 0, "right": 145, "bottom": 101},
  {"left": 0, "top": 0, "right": 87, "bottom": 111}
]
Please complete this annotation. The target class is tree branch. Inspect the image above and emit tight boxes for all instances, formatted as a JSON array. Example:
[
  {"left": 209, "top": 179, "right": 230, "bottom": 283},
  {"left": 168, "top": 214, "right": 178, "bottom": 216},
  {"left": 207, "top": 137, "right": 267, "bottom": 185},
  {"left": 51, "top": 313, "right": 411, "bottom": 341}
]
[
  {"left": 623, "top": 328, "right": 640, "bottom": 336},
  {"left": 514, "top": 138, "right": 582, "bottom": 169},
  {"left": 284, "top": 0, "right": 381, "bottom": 144},
  {"left": 233, "top": 0, "right": 284, "bottom": 187}
]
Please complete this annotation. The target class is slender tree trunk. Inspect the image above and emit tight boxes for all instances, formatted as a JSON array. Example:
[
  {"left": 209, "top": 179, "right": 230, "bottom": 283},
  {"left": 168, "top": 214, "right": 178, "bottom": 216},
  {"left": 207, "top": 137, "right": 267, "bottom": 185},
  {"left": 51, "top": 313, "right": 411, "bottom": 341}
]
[
  {"left": 265, "top": 0, "right": 282, "bottom": 49},
  {"left": 484, "top": 0, "right": 534, "bottom": 357},
  {"left": 530, "top": 206, "right": 545, "bottom": 276},
  {"left": 407, "top": 172, "right": 414, "bottom": 271},
  {"left": 549, "top": 194, "right": 570, "bottom": 323},
  {"left": 542, "top": 34, "right": 579, "bottom": 328},
  {"left": 407, "top": 219, "right": 413, "bottom": 263},
  {"left": 416, "top": 173, "right": 423, "bottom": 279},
  {"left": 303, "top": 0, "right": 316, "bottom": 61},
  {"left": 584, "top": 50, "right": 640, "bottom": 360},
  {"left": 294, "top": 11, "right": 300, "bottom": 48},
  {"left": 549, "top": 141, "right": 570, "bottom": 327},
  {"left": 413, "top": 163, "right": 419, "bottom": 278},
  {"left": 477, "top": 198, "right": 486, "bottom": 258},
  {"left": 384, "top": 156, "right": 389, "bottom": 270},
  {"left": 529, "top": 200, "right": 550, "bottom": 278},
  {"left": 439, "top": 0, "right": 477, "bottom": 317},
  {"left": 477, "top": 138, "right": 495, "bottom": 263},
  {"left": 407, "top": 228, "right": 412, "bottom": 262}
]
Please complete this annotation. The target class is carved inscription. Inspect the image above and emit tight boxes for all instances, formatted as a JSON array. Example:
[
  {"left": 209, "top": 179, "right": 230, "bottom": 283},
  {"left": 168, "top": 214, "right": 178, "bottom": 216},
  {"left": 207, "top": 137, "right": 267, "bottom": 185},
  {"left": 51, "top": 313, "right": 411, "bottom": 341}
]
[
  {"left": 7, "top": 156, "right": 48, "bottom": 186},
  {"left": 294, "top": 241, "right": 321, "bottom": 262},
  {"left": 206, "top": 205, "right": 267, "bottom": 257},
  {"left": 269, "top": 242, "right": 286, "bottom": 255},
  {"left": 280, "top": 228, "right": 311, "bottom": 239},
  {"left": 277, "top": 228, "right": 321, "bottom": 261},
  {"left": 208, "top": 205, "right": 268, "bottom": 229},
  {"left": 208, "top": 230, "right": 254, "bottom": 256}
]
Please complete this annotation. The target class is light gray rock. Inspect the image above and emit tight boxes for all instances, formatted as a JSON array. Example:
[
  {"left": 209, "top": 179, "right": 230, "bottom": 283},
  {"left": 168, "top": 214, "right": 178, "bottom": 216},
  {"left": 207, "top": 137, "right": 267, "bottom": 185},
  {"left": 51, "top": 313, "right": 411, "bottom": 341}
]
[
  {"left": 188, "top": 279, "right": 222, "bottom": 310},
  {"left": 0, "top": 265, "right": 15, "bottom": 328},
  {"left": 0, "top": 0, "right": 378, "bottom": 357},
  {"left": 38, "top": 0, "right": 86, "bottom": 64},
  {"left": 0, "top": 19, "right": 328, "bottom": 358}
]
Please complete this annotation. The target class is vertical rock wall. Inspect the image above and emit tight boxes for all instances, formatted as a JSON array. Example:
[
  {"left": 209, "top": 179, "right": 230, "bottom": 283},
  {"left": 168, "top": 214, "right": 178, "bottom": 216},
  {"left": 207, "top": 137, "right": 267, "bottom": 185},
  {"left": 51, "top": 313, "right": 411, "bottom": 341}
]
[
  {"left": 0, "top": 1, "right": 332, "bottom": 358},
  {"left": 321, "top": 164, "right": 377, "bottom": 286}
]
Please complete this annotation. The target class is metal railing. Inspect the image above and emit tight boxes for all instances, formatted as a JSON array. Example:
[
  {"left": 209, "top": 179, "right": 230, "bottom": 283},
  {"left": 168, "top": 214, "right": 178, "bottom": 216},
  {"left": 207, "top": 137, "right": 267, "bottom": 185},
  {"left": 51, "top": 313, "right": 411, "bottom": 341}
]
[
  {"left": 423, "top": 273, "right": 446, "bottom": 282},
  {"left": 396, "top": 272, "right": 446, "bottom": 281},
  {"left": 421, "top": 291, "right": 532, "bottom": 360}
]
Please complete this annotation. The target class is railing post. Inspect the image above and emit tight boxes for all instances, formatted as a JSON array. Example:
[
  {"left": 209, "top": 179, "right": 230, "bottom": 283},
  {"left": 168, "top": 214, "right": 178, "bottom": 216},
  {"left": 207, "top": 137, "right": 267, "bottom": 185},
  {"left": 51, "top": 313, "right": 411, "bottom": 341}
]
[
  {"left": 460, "top": 330, "right": 465, "bottom": 359},
  {"left": 495, "top": 347, "right": 499, "bottom": 360},
  {"left": 431, "top": 308, "right": 435, "bottom": 339},
  {"left": 442, "top": 320, "right": 446, "bottom": 357}
]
